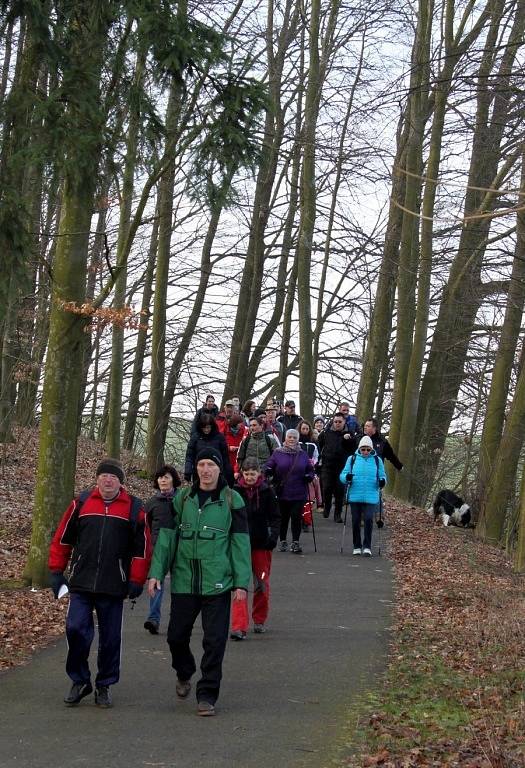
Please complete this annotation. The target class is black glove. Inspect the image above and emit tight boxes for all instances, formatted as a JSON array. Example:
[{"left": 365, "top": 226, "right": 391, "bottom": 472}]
[
  {"left": 128, "top": 582, "right": 143, "bottom": 600},
  {"left": 379, "top": 478, "right": 386, "bottom": 488},
  {"left": 376, "top": 518, "right": 384, "bottom": 528},
  {"left": 50, "top": 572, "right": 67, "bottom": 599},
  {"left": 346, "top": 473, "right": 353, "bottom": 484}
]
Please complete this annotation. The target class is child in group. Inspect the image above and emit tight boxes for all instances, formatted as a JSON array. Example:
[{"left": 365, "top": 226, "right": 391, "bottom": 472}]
[{"left": 230, "top": 458, "right": 280, "bottom": 639}]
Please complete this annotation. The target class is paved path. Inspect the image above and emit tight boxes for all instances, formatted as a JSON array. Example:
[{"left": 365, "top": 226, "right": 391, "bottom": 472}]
[{"left": 0, "top": 516, "right": 393, "bottom": 768}]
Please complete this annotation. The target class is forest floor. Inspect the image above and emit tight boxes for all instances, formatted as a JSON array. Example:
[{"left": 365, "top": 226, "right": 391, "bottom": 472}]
[{"left": 1, "top": 427, "right": 524, "bottom": 767}]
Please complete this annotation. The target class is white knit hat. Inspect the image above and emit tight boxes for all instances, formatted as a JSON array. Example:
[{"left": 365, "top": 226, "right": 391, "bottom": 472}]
[{"left": 358, "top": 435, "right": 373, "bottom": 450}]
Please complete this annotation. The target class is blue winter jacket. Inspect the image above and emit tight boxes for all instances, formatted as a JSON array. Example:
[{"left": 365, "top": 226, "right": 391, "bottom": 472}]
[{"left": 339, "top": 450, "right": 386, "bottom": 504}]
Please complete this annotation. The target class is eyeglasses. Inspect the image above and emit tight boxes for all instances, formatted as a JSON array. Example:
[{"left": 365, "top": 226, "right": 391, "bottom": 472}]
[{"left": 360, "top": 447, "right": 372, "bottom": 452}]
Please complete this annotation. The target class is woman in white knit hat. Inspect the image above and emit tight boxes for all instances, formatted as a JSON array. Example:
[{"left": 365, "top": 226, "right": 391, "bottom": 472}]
[{"left": 339, "top": 435, "right": 386, "bottom": 556}]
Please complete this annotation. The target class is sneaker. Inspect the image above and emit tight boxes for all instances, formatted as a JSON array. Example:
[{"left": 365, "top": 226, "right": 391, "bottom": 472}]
[
  {"left": 197, "top": 700, "right": 216, "bottom": 717},
  {"left": 278, "top": 540, "right": 288, "bottom": 552},
  {"left": 363, "top": 548, "right": 372, "bottom": 557},
  {"left": 230, "top": 630, "right": 247, "bottom": 641},
  {"left": 144, "top": 620, "right": 159, "bottom": 635},
  {"left": 176, "top": 678, "right": 191, "bottom": 699},
  {"left": 94, "top": 685, "right": 112, "bottom": 708},
  {"left": 253, "top": 624, "right": 266, "bottom": 634},
  {"left": 64, "top": 681, "right": 93, "bottom": 706},
  {"left": 290, "top": 541, "right": 302, "bottom": 554},
  {"left": 352, "top": 548, "right": 362, "bottom": 556}
]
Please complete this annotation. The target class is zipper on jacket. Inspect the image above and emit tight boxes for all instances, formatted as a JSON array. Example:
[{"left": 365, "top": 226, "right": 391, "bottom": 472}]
[
  {"left": 202, "top": 524, "right": 224, "bottom": 533},
  {"left": 69, "top": 554, "right": 81, "bottom": 579},
  {"left": 118, "top": 558, "right": 126, "bottom": 581},
  {"left": 93, "top": 504, "right": 108, "bottom": 591}
]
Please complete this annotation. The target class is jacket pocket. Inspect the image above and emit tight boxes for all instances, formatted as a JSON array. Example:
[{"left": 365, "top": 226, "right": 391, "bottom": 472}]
[{"left": 196, "top": 529, "right": 216, "bottom": 560}]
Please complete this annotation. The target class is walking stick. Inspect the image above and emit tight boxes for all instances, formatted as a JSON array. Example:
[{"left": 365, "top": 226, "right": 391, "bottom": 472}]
[
  {"left": 340, "top": 483, "right": 350, "bottom": 554},
  {"left": 376, "top": 492, "right": 384, "bottom": 556},
  {"left": 310, "top": 501, "right": 318, "bottom": 553}
]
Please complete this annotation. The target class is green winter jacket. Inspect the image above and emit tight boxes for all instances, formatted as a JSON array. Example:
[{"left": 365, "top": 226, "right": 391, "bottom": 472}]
[{"left": 149, "top": 481, "right": 251, "bottom": 595}]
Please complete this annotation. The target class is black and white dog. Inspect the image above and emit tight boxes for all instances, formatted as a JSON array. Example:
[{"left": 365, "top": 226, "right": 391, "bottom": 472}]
[{"left": 428, "top": 489, "right": 472, "bottom": 527}]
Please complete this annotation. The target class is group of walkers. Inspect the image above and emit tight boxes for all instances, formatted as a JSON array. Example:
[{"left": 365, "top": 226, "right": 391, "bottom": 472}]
[{"left": 47, "top": 394, "right": 403, "bottom": 717}]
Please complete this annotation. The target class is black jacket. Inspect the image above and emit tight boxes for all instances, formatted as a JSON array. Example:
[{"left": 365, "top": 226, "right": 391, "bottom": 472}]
[
  {"left": 184, "top": 427, "right": 234, "bottom": 485},
  {"left": 145, "top": 492, "right": 176, "bottom": 545},
  {"left": 362, "top": 432, "right": 403, "bottom": 471},
  {"left": 234, "top": 480, "right": 280, "bottom": 550},
  {"left": 317, "top": 427, "right": 355, "bottom": 472},
  {"left": 278, "top": 413, "right": 303, "bottom": 432}
]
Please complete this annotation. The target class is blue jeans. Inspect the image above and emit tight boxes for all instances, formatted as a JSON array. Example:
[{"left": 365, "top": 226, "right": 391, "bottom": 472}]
[
  {"left": 147, "top": 582, "right": 164, "bottom": 624},
  {"left": 350, "top": 502, "right": 378, "bottom": 550}
]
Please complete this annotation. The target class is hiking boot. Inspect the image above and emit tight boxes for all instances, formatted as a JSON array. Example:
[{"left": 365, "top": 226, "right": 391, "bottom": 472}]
[
  {"left": 278, "top": 540, "right": 288, "bottom": 552},
  {"left": 334, "top": 513, "right": 342, "bottom": 523},
  {"left": 64, "top": 681, "right": 93, "bottom": 706},
  {"left": 176, "top": 678, "right": 191, "bottom": 699},
  {"left": 144, "top": 620, "right": 159, "bottom": 635},
  {"left": 290, "top": 541, "right": 302, "bottom": 554},
  {"left": 352, "top": 547, "right": 362, "bottom": 556},
  {"left": 197, "top": 700, "right": 216, "bottom": 717},
  {"left": 94, "top": 685, "right": 112, "bottom": 708},
  {"left": 253, "top": 624, "right": 266, "bottom": 634},
  {"left": 230, "top": 630, "right": 246, "bottom": 641},
  {"left": 362, "top": 548, "right": 372, "bottom": 557}
]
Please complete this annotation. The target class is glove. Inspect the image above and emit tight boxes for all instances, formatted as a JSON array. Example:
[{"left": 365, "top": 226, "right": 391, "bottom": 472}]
[
  {"left": 346, "top": 473, "right": 353, "bottom": 484},
  {"left": 267, "top": 536, "right": 278, "bottom": 551},
  {"left": 379, "top": 478, "right": 386, "bottom": 488},
  {"left": 128, "top": 582, "right": 143, "bottom": 600},
  {"left": 376, "top": 518, "right": 384, "bottom": 528},
  {"left": 50, "top": 572, "right": 67, "bottom": 599}
]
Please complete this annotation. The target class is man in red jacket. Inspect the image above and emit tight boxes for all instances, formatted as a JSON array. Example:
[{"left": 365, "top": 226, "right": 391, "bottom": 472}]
[{"left": 48, "top": 458, "right": 151, "bottom": 709}]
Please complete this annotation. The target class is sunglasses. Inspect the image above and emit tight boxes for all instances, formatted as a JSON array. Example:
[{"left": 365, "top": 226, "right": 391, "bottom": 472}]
[{"left": 360, "top": 447, "right": 372, "bottom": 452}]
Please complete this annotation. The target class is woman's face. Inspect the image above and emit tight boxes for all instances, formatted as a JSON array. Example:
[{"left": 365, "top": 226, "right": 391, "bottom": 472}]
[
  {"left": 157, "top": 473, "right": 174, "bottom": 492},
  {"left": 314, "top": 419, "right": 324, "bottom": 431},
  {"left": 202, "top": 424, "right": 212, "bottom": 434},
  {"left": 300, "top": 423, "right": 309, "bottom": 436},
  {"left": 242, "top": 468, "right": 260, "bottom": 486},
  {"left": 250, "top": 419, "right": 262, "bottom": 434},
  {"left": 285, "top": 432, "right": 298, "bottom": 448}
]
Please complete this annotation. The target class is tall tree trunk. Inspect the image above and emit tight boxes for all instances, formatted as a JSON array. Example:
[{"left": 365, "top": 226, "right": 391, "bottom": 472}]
[
  {"left": 356, "top": 112, "right": 408, "bottom": 423},
  {"left": 388, "top": 0, "right": 433, "bottom": 462},
  {"left": 146, "top": 75, "right": 184, "bottom": 474},
  {"left": 223, "top": 0, "right": 300, "bottom": 402},
  {"left": 106, "top": 52, "right": 145, "bottom": 458},
  {"left": 411, "top": 0, "right": 523, "bottom": 504},
  {"left": 25, "top": 1, "right": 113, "bottom": 586},
  {"left": 477, "top": 151, "right": 525, "bottom": 498},
  {"left": 122, "top": 201, "right": 159, "bottom": 451},
  {"left": 393, "top": 0, "right": 491, "bottom": 498}
]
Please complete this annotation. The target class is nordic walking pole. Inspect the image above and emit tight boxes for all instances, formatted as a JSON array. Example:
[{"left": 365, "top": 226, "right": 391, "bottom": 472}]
[
  {"left": 340, "top": 482, "right": 350, "bottom": 554},
  {"left": 311, "top": 503, "right": 318, "bottom": 553},
  {"left": 376, "top": 492, "right": 384, "bottom": 556}
]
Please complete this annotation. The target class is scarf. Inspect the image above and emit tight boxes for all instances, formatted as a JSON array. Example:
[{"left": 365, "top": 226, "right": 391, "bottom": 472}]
[
  {"left": 238, "top": 474, "right": 264, "bottom": 500},
  {"left": 280, "top": 443, "right": 301, "bottom": 454}
]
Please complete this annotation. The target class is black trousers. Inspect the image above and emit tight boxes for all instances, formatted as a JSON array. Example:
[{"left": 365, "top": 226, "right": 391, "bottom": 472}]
[
  {"left": 66, "top": 592, "right": 124, "bottom": 686},
  {"left": 279, "top": 499, "right": 304, "bottom": 542},
  {"left": 167, "top": 591, "right": 231, "bottom": 705},
  {"left": 321, "top": 468, "right": 345, "bottom": 519}
]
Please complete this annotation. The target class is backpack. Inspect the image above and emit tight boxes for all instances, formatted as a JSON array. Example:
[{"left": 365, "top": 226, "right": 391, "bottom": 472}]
[
  {"left": 242, "top": 432, "right": 274, "bottom": 457},
  {"left": 348, "top": 453, "right": 380, "bottom": 482}
]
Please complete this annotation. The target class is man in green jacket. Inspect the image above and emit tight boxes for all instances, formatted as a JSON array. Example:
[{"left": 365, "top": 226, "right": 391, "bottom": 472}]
[{"left": 148, "top": 447, "right": 251, "bottom": 717}]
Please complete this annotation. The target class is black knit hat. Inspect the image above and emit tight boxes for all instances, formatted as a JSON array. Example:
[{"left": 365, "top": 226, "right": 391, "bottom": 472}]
[
  {"left": 96, "top": 457, "right": 125, "bottom": 484},
  {"left": 195, "top": 447, "right": 223, "bottom": 470}
]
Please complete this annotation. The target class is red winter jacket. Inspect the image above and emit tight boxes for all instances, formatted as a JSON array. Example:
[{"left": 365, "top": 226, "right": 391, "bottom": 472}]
[
  {"left": 48, "top": 487, "right": 151, "bottom": 597},
  {"left": 222, "top": 422, "right": 247, "bottom": 474}
]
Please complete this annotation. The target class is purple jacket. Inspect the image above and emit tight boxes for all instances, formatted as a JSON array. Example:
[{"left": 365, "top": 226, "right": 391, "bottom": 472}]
[{"left": 264, "top": 449, "right": 314, "bottom": 502}]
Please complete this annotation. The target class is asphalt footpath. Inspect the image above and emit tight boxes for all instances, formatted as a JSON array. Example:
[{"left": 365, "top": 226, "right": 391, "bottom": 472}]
[{"left": 0, "top": 514, "right": 393, "bottom": 768}]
